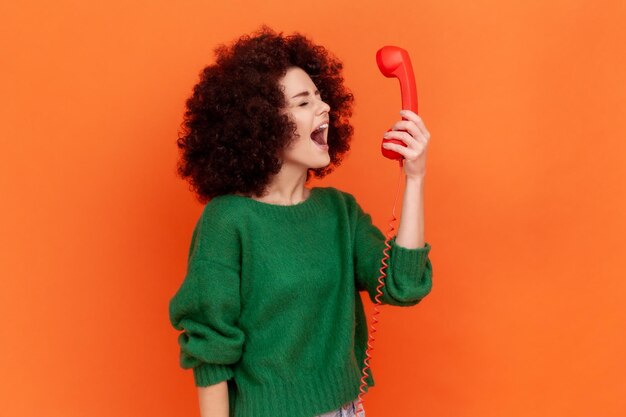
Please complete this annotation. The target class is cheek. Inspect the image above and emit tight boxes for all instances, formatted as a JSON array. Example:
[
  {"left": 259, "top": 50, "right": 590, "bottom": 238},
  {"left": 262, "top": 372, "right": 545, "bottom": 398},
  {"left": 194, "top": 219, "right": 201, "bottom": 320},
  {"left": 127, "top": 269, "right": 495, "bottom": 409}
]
[
  {"left": 294, "top": 120, "right": 306, "bottom": 135},
  {"left": 291, "top": 112, "right": 308, "bottom": 131}
]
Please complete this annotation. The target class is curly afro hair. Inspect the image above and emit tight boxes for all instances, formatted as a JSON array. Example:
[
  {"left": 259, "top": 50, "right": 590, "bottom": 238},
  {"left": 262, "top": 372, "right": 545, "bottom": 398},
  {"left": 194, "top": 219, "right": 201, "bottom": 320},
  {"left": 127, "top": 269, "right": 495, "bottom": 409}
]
[{"left": 176, "top": 25, "right": 355, "bottom": 204}]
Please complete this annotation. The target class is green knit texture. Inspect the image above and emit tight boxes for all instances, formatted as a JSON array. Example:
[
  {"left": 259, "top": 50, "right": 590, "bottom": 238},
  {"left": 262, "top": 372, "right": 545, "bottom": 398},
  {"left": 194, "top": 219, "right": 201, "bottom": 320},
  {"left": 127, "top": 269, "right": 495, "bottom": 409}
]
[{"left": 168, "top": 186, "right": 433, "bottom": 417}]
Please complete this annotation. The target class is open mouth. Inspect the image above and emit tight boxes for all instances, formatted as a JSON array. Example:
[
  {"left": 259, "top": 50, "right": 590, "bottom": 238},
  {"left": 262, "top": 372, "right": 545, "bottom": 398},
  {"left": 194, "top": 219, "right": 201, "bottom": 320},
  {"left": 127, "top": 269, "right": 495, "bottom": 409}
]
[{"left": 310, "top": 123, "right": 329, "bottom": 148}]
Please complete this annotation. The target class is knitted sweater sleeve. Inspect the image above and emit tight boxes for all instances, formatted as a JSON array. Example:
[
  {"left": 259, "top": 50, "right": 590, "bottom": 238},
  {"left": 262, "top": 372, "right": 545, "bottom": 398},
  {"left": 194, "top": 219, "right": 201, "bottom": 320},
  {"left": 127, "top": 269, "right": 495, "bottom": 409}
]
[
  {"left": 168, "top": 206, "right": 244, "bottom": 387},
  {"left": 351, "top": 195, "right": 433, "bottom": 306}
]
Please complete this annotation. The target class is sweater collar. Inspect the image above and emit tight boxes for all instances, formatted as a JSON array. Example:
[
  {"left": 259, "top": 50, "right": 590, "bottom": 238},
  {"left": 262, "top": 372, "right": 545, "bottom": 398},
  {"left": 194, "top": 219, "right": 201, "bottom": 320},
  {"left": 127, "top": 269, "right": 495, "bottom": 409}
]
[{"left": 221, "top": 187, "right": 326, "bottom": 220}]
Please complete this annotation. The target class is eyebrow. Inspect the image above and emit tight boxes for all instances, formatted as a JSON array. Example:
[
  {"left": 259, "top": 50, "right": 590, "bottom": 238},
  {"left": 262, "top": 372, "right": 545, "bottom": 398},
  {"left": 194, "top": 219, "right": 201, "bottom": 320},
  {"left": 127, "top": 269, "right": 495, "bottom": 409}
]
[{"left": 290, "top": 90, "right": 320, "bottom": 99}]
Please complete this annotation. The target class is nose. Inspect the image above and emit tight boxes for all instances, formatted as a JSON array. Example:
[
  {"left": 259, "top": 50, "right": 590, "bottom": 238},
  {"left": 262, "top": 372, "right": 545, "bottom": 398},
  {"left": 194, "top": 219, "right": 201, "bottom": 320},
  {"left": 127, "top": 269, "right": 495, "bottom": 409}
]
[{"left": 317, "top": 97, "right": 331, "bottom": 115}]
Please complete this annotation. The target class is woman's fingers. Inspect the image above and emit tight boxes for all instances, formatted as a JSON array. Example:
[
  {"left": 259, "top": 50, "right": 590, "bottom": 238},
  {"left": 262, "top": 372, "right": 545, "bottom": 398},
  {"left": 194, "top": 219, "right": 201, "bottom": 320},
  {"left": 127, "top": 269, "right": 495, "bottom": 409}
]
[
  {"left": 400, "top": 110, "right": 431, "bottom": 140},
  {"left": 389, "top": 120, "right": 421, "bottom": 142},
  {"left": 382, "top": 141, "right": 421, "bottom": 160},
  {"left": 383, "top": 130, "right": 416, "bottom": 147}
]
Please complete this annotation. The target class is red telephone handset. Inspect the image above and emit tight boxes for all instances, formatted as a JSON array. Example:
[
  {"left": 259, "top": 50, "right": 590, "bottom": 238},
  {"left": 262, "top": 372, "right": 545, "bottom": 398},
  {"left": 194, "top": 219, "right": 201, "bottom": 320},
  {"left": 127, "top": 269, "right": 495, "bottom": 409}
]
[
  {"left": 376, "top": 45, "right": 419, "bottom": 161},
  {"left": 355, "top": 46, "right": 420, "bottom": 416}
]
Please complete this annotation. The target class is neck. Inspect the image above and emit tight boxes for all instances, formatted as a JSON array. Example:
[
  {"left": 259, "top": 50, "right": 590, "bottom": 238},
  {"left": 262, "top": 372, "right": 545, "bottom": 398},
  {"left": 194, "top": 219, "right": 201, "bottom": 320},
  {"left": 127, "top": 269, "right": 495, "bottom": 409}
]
[{"left": 254, "top": 163, "right": 310, "bottom": 205}]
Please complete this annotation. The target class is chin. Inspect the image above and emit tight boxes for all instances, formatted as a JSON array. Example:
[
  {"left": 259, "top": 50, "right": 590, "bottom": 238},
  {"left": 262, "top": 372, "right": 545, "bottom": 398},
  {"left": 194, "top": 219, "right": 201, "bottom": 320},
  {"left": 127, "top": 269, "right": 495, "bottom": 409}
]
[{"left": 315, "top": 156, "right": 331, "bottom": 168}]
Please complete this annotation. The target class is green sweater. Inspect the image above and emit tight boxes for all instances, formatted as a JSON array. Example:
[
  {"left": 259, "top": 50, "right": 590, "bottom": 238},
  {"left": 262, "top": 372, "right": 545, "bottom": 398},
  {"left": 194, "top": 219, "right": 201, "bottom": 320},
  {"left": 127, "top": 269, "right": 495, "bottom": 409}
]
[{"left": 168, "top": 186, "right": 433, "bottom": 417}]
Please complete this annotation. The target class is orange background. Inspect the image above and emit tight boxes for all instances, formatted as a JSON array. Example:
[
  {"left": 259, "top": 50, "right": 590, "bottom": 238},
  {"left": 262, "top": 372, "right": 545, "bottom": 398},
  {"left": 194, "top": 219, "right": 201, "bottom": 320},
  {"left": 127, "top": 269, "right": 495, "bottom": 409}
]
[{"left": 1, "top": 1, "right": 625, "bottom": 416}]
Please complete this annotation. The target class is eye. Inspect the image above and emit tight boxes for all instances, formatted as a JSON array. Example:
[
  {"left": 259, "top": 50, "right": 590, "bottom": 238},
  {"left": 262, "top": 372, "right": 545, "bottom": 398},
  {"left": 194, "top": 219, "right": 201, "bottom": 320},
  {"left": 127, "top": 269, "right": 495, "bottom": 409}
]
[{"left": 299, "top": 102, "right": 309, "bottom": 107}]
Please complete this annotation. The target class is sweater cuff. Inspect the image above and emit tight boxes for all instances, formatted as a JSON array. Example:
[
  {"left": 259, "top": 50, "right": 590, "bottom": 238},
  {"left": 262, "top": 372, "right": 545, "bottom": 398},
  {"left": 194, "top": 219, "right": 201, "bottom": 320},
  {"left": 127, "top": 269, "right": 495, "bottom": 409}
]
[
  {"left": 193, "top": 363, "right": 234, "bottom": 387},
  {"left": 390, "top": 237, "right": 431, "bottom": 277}
]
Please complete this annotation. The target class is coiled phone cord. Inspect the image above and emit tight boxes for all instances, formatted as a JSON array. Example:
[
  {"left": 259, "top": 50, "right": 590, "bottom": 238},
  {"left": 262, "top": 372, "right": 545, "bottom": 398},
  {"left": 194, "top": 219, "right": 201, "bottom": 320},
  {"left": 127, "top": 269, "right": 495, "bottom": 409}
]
[{"left": 354, "top": 158, "right": 405, "bottom": 416}]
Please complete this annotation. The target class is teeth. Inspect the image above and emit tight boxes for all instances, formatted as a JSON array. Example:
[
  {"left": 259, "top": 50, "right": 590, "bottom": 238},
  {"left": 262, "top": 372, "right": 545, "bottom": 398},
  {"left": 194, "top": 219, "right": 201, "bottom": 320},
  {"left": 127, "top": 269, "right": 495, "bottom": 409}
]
[{"left": 315, "top": 123, "right": 329, "bottom": 132}]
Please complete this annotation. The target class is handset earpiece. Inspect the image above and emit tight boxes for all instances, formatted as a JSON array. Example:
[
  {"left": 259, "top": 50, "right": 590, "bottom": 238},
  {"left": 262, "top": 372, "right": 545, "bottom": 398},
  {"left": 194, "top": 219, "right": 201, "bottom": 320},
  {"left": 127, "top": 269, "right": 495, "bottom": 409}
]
[{"left": 376, "top": 45, "right": 419, "bottom": 161}]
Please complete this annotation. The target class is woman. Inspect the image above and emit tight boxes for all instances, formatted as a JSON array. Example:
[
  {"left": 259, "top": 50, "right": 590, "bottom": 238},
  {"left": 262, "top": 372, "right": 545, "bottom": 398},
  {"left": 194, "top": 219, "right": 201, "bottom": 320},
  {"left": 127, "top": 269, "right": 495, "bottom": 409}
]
[{"left": 168, "top": 25, "right": 433, "bottom": 417}]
